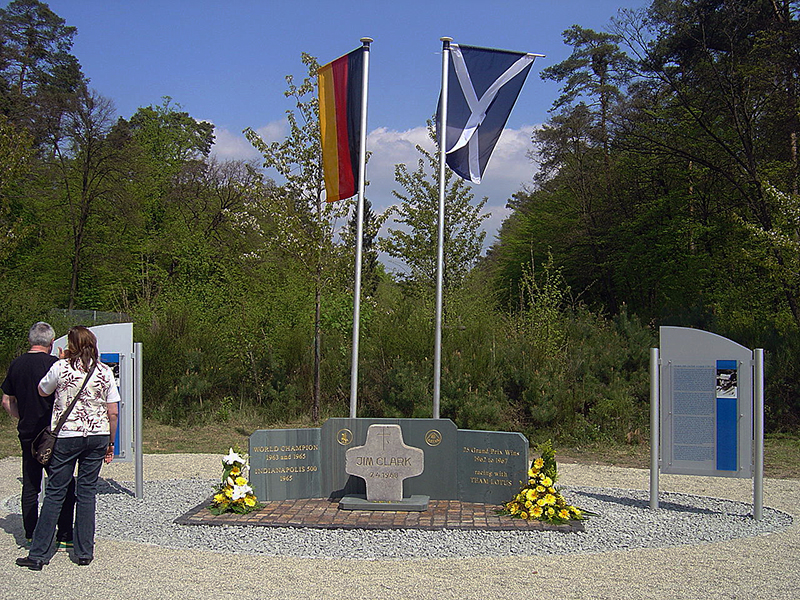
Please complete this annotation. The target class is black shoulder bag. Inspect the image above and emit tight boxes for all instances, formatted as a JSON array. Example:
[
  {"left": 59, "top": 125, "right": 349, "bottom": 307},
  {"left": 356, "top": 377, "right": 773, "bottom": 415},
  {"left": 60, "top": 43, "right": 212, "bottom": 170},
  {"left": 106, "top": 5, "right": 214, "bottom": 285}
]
[{"left": 32, "top": 361, "right": 97, "bottom": 466}]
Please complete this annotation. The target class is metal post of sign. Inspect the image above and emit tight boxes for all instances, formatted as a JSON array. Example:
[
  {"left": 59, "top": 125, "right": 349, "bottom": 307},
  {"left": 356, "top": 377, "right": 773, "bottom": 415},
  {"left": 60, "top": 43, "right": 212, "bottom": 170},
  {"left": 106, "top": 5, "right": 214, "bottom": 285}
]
[
  {"left": 134, "top": 342, "right": 144, "bottom": 499},
  {"left": 754, "top": 348, "right": 764, "bottom": 520},
  {"left": 649, "top": 347, "right": 660, "bottom": 510}
]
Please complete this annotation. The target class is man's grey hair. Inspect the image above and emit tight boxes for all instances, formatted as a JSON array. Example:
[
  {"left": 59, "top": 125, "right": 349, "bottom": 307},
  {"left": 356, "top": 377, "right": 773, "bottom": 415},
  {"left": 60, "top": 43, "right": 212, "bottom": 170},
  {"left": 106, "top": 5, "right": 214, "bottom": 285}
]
[{"left": 28, "top": 322, "right": 55, "bottom": 347}]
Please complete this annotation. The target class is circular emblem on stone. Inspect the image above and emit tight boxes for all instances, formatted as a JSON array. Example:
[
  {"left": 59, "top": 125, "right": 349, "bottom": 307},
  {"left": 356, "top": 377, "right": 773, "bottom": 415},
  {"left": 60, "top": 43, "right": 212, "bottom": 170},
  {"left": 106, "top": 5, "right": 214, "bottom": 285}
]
[
  {"left": 425, "top": 429, "right": 442, "bottom": 447},
  {"left": 337, "top": 428, "right": 353, "bottom": 446}
]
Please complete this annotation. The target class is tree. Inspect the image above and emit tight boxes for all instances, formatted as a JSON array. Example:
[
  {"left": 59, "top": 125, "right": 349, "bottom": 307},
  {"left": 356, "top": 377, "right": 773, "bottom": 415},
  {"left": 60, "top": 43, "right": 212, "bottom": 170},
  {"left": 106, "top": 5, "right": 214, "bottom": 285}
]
[
  {"left": 128, "top": 97, "right": 214, "bottom": 171},
  {"left": 0, "top": 114, "right": 32, "bottom": 261},
  {"left": 244, "top": 53, "right": 352, "bottom": 422},
  {"left": 381, "top": 130, "right": 489, "bottom": 292},
  {"left": 126, "top": 97, "right": 215, "bottom": 228},
  {"left": 44, "top": 89, "right": 129, "bottom": 309},
  {"left": 613, "top": 0, "right": 800, "bottom": 326},
  {"left": 540, "top": 25, "right": 631, "bottom": 171},
  {"left": 0, "top": 0, "right": 85, "bottom": 144},
  {"left": 519, "top": 27, "right": 633, "bottom": 312},
  {"left": 117, "top": 98, "right": 216, "bottom": 302},
  {"left": 342, "top": 198, "right": 386, "bottom": 297},
  {"left": 167, "top": 156, "right": 265, "bottom": 251}
]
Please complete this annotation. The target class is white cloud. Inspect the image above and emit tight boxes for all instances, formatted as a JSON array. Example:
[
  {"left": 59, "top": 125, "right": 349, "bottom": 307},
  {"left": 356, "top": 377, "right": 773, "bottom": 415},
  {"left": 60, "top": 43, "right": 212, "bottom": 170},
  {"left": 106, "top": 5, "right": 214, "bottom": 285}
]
[
  {"left": 364, "top": 126, "right": 433, "bottom": 212},
  {"left": 254, "top": 119, "right": 289, "bottom": 144},
  {"left": 365, "top": 124, "right": 539, "bottom": 252},
  {"left": 482, "top": 124, "right": 539, "bottom": 187},
  {"left": 367, "top": 126, "right": 434, "bottom": 160},
  {"left": 209, "top": 121, "right": 538, "bottom": 257},
  {"left": 210, "top": 118, "right": 289, "bottom": 161},
  {"left": 210, "top": 127, "right": 261, "bottom": 160}
]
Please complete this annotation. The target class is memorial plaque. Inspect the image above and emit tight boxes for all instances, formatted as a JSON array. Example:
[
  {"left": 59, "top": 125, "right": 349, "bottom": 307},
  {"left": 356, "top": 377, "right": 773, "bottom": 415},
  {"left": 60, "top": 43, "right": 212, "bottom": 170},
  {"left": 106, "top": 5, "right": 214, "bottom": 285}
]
[
  {"left": 457, "top": 429, "right": 529, "bottom": 505},
  {"left": 345, "top": 424, "right": 424, "bottom": 501},
  {"left": 249, "top": 428, "right": 321, "bottom": 501},
  {"left": 321, "top": 418, "right": 458, "bottom": 499}
]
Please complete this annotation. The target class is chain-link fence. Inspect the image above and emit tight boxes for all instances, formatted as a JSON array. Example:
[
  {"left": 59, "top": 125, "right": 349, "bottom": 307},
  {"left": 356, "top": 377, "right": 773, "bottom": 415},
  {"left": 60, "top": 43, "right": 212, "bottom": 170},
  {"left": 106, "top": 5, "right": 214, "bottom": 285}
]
[{"left": 49, "top": 309, "right": 130, "bottom": 328}]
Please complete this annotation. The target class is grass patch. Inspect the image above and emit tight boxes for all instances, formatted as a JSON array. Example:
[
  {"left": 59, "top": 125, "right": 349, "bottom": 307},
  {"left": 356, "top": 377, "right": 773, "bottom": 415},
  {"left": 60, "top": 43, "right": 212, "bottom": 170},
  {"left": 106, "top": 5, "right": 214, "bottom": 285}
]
[
  {"left": 557, "top": 434, "right": 800, "bottom": 479},
  {"left": 764, "top": 433, "right": 800, "bottom": 479},
  {"left": 555, "top": 442, "right": 651, "bottom": 470},
  {"left": 0, "top": 411, "right": 18, "bottom": 459},
  {"left": 2, "top": 409, "right": 799, "bottom": 479}
]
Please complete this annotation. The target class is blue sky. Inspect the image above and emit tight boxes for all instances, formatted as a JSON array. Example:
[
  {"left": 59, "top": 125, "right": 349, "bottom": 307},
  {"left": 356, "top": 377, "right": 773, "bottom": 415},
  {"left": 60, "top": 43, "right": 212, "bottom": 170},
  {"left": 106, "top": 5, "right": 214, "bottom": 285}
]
[{"left": 46, "top": 0, "right": 649, "bottom": 267}]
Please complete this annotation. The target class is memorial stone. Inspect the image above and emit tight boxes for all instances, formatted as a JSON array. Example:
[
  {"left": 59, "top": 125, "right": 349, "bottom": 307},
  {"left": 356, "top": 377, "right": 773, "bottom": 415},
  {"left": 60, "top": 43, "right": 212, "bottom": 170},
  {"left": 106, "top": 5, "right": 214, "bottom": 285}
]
[
  {"left": 457, "top": 429, "right": 529, "bottom": 504},
  {"left": 345, "top": 424, "right": 424, "bottom": 501},
  {"left": 321, "top": 418, "right": 459, "bottom": 499},
  {"left": 250, "top": 418, "right": 530, "bottom": 506},
  {"left": 249, "top": 428, "right": 321, "bottom": 501}
]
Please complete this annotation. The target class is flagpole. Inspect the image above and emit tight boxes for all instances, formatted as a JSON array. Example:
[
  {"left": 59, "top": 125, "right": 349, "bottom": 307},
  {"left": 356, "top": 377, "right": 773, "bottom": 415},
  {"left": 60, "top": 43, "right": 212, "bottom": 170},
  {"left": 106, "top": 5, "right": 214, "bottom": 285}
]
[
  {"left": 349, "top": 37, "right": 372, "bottom": 419},
  {"left": 433, "top": 37, "right": 452, "bottom": 420}
]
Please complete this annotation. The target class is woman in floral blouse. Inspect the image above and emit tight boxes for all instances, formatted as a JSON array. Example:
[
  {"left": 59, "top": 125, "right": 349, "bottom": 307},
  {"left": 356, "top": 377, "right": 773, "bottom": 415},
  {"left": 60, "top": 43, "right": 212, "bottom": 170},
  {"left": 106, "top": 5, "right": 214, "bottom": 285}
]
[{"left": 16, "top": 326, "right": 120, "bottom": 570}]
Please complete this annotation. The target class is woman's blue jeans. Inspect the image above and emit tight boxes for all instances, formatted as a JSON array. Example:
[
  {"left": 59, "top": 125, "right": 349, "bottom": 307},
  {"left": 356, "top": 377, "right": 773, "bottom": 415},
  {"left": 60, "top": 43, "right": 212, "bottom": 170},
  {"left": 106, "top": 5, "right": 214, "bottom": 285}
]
[
  {"left": 19, "top": 436, "right": 75, "bottom": 541},
  {"left": 29, "top": 435, "right": 108, "bottom": 561}
]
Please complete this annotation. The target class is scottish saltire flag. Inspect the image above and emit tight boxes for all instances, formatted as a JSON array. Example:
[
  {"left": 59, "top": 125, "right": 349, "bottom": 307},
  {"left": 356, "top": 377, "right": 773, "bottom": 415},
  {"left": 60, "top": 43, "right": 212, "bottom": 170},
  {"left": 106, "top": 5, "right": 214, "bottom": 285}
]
[
  {"left": 440, "top": 44, "right": 535, "bottom": 184},
  {"left": 318, "top": 48, "right": 364, "bottom": 202}
]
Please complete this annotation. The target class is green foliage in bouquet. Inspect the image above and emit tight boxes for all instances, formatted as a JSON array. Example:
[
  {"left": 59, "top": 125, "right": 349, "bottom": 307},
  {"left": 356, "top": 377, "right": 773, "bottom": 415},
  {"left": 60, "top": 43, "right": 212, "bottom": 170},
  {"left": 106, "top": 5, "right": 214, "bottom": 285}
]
[
  {"left": 209, "top": 448, "right": 263, "bottom": 515},
  {"left": 498, "top": 440, "right": 592, "bottom": 524}
]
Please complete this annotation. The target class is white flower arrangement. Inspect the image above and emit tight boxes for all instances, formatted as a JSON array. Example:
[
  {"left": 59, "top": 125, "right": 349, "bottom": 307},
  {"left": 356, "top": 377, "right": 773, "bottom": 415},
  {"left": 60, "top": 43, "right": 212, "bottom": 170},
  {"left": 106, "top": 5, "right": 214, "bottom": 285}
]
[{"left": 209, "top": 448, "right": 262, "bottom": 515}]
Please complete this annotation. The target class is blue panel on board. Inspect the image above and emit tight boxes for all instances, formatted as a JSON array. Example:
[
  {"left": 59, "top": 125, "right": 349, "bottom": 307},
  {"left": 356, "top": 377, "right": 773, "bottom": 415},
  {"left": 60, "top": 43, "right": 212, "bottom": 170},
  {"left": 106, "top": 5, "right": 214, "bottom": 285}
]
[
  {"left": 716, "top": 397, "right": 737, "bottom": 471},
  {"left": 100, "top": 353, "right": 121, "bottom": 457}
]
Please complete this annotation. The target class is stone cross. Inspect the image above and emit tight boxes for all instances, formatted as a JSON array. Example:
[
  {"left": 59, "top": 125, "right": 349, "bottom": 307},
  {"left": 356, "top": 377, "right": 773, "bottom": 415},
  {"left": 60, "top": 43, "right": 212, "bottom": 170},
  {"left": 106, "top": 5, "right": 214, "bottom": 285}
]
[{"left": 345, "top": 424, "right": 424, "bottom": 501}]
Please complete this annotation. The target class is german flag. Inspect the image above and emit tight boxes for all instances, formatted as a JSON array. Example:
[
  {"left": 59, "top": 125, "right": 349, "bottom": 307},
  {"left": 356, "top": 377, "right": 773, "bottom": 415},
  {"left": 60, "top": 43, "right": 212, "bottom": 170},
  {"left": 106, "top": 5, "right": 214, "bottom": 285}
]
[{"left": 318, "top": 48, "right": 364, "bottom": 203}]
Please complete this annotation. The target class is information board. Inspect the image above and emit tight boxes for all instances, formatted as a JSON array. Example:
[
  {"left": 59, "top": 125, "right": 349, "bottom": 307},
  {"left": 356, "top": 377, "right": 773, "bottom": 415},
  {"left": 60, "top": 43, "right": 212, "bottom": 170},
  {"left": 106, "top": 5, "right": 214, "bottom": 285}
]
[
  {"left": 659, "top": 327, "right": 752, "bottom": 478},
  {"left": 53, "top": 323, "right": 135, "bottom": 462}
]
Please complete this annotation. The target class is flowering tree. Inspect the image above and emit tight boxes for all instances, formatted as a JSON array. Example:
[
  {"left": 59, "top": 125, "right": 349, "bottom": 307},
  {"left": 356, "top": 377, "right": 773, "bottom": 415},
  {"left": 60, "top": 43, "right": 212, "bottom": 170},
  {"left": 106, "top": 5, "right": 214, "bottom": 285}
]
[{"left": 244, "top": 53, "right": 353, "bottom": 422}]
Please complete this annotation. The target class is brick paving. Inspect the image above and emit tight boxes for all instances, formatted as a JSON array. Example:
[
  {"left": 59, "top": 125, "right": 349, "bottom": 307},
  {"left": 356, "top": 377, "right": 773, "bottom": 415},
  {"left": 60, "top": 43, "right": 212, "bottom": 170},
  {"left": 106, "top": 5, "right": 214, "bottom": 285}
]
[{"left": 175, "top": 497, "right": 584, "bottom": 532}]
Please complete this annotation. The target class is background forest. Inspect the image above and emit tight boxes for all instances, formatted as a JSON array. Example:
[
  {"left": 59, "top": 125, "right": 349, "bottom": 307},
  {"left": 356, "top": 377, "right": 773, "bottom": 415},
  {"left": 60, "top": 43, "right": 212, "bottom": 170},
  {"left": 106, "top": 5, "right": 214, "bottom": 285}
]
[{"left": 1, "top": 0, "right": 799, "bottom": 446}]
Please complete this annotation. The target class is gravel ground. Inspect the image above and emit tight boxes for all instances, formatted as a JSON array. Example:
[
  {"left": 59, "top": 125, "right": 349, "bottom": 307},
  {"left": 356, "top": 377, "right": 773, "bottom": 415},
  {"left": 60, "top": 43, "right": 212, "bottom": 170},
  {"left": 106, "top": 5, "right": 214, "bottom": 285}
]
[
  {"left": 4, "top": 478, "right": 791, "bottom": 559},
  {"left": 1, "top": 454, "right": 798, "bottom": 600}
]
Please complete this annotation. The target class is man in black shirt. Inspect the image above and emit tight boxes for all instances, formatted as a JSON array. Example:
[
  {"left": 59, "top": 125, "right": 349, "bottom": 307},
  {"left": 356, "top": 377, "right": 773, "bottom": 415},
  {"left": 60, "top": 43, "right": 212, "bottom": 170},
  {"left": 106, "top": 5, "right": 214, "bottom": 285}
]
[{"left": 2, "top": 322, "right": 75, "bottom": 548}]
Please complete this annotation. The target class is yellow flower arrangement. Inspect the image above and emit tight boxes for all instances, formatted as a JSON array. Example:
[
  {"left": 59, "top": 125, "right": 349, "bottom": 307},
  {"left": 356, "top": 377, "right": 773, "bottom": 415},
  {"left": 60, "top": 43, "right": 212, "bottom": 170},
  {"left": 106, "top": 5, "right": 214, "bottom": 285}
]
[
  {"left": 498, "top": 440, "right": 593, "bottom": 525},
  {"left": 209, "top": 448, "right": 263, "bottom": 515}
]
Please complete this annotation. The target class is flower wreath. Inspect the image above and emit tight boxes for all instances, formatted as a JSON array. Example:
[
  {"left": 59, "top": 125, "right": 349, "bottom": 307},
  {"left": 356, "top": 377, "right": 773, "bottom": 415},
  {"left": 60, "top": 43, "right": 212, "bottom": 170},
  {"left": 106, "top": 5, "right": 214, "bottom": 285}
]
[
  {"left": 209, "top": 448, "right": 263, "bottom": 515},
  {"left": 498, "top": 440, "right": 593, "bottom": 524}
]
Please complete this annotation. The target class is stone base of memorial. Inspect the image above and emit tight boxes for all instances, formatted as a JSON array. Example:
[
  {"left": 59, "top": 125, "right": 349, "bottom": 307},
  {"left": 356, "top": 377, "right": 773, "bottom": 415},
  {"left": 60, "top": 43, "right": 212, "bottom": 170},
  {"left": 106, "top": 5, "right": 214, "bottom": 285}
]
[
  {"left": 176, "top": 496, "right": 585, "bottom": 532},
  {"left": 338, "top": 495, "right": 430, "bottom": 511},
  {"left": 337, "top": 424, "right": 429, "bottom": 511}
]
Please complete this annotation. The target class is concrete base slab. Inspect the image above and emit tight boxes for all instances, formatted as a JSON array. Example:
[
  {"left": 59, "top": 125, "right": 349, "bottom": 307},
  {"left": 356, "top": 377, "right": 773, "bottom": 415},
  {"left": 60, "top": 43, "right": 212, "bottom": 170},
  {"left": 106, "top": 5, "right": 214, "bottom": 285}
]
[{"left": 338, "top": 494, "right": 430, "bottom": 512}]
